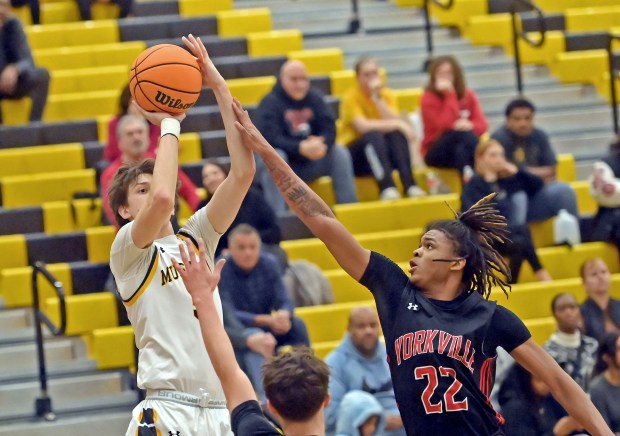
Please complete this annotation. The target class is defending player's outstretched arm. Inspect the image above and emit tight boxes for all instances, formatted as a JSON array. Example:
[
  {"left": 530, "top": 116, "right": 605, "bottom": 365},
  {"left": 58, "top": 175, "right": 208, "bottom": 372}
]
[
  {"left": 512, "top": 339, "right": 614, "bottom": 436},
  {"left": 171, "top": 238, "right": 257, "bottom": 413},
  {"left": 232, "top": 99, "right": 370, "bottom": 282},
  {"left": 182, "top": 35, "right": 255, "bottom": 234}
]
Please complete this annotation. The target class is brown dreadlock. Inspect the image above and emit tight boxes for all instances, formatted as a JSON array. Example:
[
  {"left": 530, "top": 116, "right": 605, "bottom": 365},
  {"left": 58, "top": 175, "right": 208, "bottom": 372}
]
[{"left": 426, "top": 193, "right": 512, "bottom": 298}]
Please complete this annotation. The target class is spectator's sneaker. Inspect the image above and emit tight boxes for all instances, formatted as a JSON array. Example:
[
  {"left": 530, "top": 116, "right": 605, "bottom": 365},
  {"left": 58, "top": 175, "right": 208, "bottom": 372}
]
[
  {"left": 379, "top": 187, "right": 401, "bottom": 201},
  {"left": 407, "top": 186, "right": 427, "bottom": 198}
]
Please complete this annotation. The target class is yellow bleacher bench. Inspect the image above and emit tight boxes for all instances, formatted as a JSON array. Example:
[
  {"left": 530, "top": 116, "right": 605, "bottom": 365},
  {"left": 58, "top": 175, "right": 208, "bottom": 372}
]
[
  {"left": 50, "top": 66, "right": 128, "bottom": 95},
  {"left": 0, "top": 168, "right": 96, "bottom": 208},
  {"left": 44, "top": 90, "right": 120, "bottom": 122},
  {"left": 179, "top": 0, "right": 232, "bottom": 17},
  {"left": 432, "top": 0, "right": 487, "bottom": 32},
  {"left": 0, "top": 98, "right": 31, "bottom": 126},
  {"left": 90, "top": 326, "right": 135, "bottom": 370},
  {"left": 216, "top": 8, "right": 272, "bottom": 37},
  {"left": 288, "top": 49, "right": 344, "bottom": 76},
  {"left": 227, "top": 76, "right": 276, "bottom": 106},
  {"left": 42, "top": 199, "right": 103, "bottom": 234},
  {"left": 85, "top": 226, "right": 115, "bottom": 263},
  {"left": 0, "top": 143, "right": 84, "bottom": 177},
  {"left": 34, "top": 41, "right": 146, "bottom": 71},
  {"left": 564, "top": 6, "right": 620, "bottom": 33},
  {"left": 44, "top": 292, "right": 118, "bottom": 335},
  {"left": 246, "top": 30, "right": 303, "bottom": 57},
  {"left": 25, "top": 20, "right": 119, "bottom": 50},
  {"left": 0, "top": 234, "right": 28, "bottom": 270},
  {"left": 0, "top": 263, "right": 72, "bottom": 307}
]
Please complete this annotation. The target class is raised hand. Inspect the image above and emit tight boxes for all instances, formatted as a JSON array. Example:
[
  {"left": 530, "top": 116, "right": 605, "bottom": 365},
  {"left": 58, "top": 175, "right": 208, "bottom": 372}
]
[
  {"left": 182, "top": 34, "right": 224, "bottom": 89},
  {"left": 231, "top": 98, "right": 271, "bottom": 154},
  {"left": 172, "top": 238, "right": 226, "bottom": 305}
]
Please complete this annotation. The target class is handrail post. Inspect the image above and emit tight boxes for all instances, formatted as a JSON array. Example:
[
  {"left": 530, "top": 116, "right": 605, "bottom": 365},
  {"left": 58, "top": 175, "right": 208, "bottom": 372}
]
[
  {"left": 348, "top": 0, "right": 361, "bottom": 34},
  {"left": 32, "top": 263, "right": 54, "bottom": 421},
  {"left": 422, "top": 0, "right": 434, "bottom": 72},
  {"left": 511, "top": 11, "right": 524, "bottom": 95},
  {"left": 609, "top": 35, "right": 619, "bottom": 134}
]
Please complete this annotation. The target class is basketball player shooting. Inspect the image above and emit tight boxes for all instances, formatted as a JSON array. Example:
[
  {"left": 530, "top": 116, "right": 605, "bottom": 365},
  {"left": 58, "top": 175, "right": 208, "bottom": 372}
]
[
  {"left": 107, "top": 35, "right": 255, "bottom": 436},
  {"left": 231, "top": 100, "right": 613, "bottom": 436}
]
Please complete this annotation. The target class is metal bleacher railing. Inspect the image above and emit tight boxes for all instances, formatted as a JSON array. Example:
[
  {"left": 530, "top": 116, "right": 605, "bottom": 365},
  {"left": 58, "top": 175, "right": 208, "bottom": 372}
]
[
  {"left": 31, "top": 261, "right": 67, "bottom": 422},
  {"left": 510, "top": 0, "right": 546, "bottom": 95},
  {"left": 422, "top": 0, "right": 454, "bottom": 71},
  {"left": 608, "top": 33, "right": 620, "bottom": 135}
]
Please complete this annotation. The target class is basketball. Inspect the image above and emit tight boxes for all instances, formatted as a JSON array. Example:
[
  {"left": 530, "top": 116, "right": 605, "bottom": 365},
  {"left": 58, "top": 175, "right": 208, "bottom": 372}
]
[{"left": 129, "top": 44, "right": 203, "bottom": 115}]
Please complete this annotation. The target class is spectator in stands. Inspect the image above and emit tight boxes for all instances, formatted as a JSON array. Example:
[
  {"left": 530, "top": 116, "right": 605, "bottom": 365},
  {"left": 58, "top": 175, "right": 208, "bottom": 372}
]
[
  {"left": 199, "top": 159, "right": 287, "bottom": 269},
  {"left": 544, "top": 293, "right": 599, "bottom": 391},
  {"left": 461, "top": 139, "right": 551, "bottom": 282},
  {"left": 340, "top": 57, "right": 425, "bottom": 201},
  {"left": 76, "top": 0, "right": 132, "bottom": 20},
  {"left": 0, "top": 0, "right": 49, "bottom": 123},
  {"left": 256, "top": 59, "right": 358, "bottom": 213},
  {"left": 420, "top": 55, "right": 487, "bottom": 182},
  {"left": 172, "top": 238, "right": 331, "bottom": 435},
  {"left": 218, "top": 224, "right": 310, "bottom": 349},
  {"left": 491, "top": 98, "right": 578, "bottom": 222},
  {"left": 580, "top": 258, "right": 620, "bottom": 343},
  {"left": 335, "top": 390, "right": 384, "bottom": 436},
  {"left": 100, "top": 114, "right": 200, "bottom": 227},
  {"left": 498, "top": 363, "right": 574, "bottom": 436},
  {"left": 104, "top": 84, "right": 160, "bottom": 164},
  {"left": 10, "top": 0, "right": 39, "bottom": 24},
  {"left": 221, "top": 297, "right": 276, "bottom": 403},
  {"left": 325, "top": 306, "right": 405, "bottom": 436},
  {"left": 589, "top": 136, "right": 620, "bottom": 249},
  {"left": 589, "top": 331, "right": 620, "bottom": 433}
]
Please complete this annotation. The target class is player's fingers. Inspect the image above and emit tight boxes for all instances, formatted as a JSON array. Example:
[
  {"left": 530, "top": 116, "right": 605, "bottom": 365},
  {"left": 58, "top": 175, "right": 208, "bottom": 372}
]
[
  {"left": 171, "top": 257, "right": 184, "bottom": 275},
  {"left": 184, "top": 239, "right": 195, "bottom": 265},
  {"left": 178, "top": 242, "right": 189, "bottom": 266},
  {"left": 197, "top": 238, "right": 207, "bottom": 265},
  {"left": 213, "top": 258, "right": 226, "bottom": 276}
]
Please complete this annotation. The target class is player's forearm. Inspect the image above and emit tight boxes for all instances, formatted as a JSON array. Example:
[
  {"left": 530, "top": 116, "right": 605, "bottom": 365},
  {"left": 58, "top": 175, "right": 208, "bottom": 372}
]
[
  {"left": 258, "top": 146, "right": 337, "bottom": 235},
  {"left": 149, "top": 132, "right": 179, "bottom": 208},
  {"left": 550, "top": 375, "right": 613, "bottom": 436},
  {"left": 212, "top": 82, "right": 255, "bottom": 181}
]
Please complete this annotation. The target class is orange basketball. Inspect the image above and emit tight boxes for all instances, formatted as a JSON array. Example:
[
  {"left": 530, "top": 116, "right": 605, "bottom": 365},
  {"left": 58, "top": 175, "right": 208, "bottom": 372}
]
[{"left": 128, "top": 44, "right": 202, "bottom": 115}]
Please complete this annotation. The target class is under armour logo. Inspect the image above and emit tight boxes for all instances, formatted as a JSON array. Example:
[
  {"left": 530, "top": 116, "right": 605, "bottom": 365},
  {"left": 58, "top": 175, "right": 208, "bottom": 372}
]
[
  {"left": 169, "top": 432, "right": 180, "bottom": 436},
  {"left": 407, "top": 302, "right": 419, "bottom": 311},
  {"left": 160, "top": 247, "right": 166, "bottom": 253}
]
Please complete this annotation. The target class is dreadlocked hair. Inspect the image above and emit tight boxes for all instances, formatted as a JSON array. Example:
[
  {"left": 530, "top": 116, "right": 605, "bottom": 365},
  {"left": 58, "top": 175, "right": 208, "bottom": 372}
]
[{"left": 426, "top": 193, "right": 512, "bottom": 299}]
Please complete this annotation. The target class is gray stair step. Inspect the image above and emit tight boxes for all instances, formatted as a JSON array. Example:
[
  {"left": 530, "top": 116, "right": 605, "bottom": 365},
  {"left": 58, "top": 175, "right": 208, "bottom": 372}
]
[
  {"left": 0, "top": 339, "right": 80, "bottom": 371},
  {"left": 0, "top": 327, "right": 52, "bottom": 346},
  {"left": 0, "top": 372, "right": 129, "bottom": 419},
  {"left": 552, "top": 133, "right": 614, "bottom": 160},
  {"left": 0, "top": 358, "right": 98, "bottom": 384},
  {"left": 0, "top": 411, "right": 129, "bottom": 436},
  {"left": 0, "top": 308, "right": 31, "bottom": 331}
]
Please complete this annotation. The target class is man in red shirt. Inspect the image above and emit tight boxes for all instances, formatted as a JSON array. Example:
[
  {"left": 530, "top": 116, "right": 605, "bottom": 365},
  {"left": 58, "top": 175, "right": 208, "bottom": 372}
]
[{"left": 100, "top": 114, "right": 201, "bottom": 228}]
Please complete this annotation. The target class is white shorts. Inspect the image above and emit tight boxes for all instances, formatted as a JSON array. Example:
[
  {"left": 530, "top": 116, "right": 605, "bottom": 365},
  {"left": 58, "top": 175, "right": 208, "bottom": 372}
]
[{"left": 125, "top": 397, "right": 232, "bottom": 436}]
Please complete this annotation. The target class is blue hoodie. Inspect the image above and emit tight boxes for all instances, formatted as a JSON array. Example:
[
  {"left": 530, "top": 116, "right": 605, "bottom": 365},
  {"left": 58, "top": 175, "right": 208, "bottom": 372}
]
[
  {"left": 325, "top": 334, "right": 404, "bottom": 435},
  {"left": 335, "top": 390, "right": 385, "bottom": 436}
]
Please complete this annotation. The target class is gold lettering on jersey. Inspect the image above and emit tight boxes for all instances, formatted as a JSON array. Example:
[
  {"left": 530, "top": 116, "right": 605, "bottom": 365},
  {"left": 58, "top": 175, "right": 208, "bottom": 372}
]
[
  {"left": 161, "top": 264, "right": 181, "bottom": 286},
  {"left": 394, "top": 330, "right": 475, "bottom": 372}
]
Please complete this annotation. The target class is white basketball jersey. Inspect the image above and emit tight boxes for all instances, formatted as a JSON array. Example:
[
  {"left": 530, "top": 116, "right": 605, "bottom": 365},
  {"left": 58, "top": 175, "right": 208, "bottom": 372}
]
[{"left": 110, "top": 206, "right": 225, "bottom": 400}]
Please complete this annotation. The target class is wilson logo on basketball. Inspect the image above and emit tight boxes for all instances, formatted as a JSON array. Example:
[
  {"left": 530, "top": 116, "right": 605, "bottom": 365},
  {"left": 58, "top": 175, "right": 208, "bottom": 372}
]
[{"left": 155, "top": 90, "right": 195, "bottom": 110}]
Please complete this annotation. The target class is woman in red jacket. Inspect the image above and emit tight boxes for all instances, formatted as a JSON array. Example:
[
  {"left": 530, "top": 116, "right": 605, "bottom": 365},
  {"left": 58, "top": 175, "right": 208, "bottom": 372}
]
[{"left": 420, "top": 56, "right": 487, "bottom": 182}]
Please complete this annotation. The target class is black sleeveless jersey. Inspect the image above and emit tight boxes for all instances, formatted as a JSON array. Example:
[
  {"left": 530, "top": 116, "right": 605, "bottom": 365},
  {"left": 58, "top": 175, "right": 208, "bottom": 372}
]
[{"left": 359, "top": 251, "right": 531, "bottom": 435}]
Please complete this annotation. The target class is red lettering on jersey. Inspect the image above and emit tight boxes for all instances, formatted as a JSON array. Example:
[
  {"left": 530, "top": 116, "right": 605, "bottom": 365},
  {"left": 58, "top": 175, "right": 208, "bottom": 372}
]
[
  {"left": 447, "top": 335, "right": 462, "bottom": 359},
  {"left": 402, "top": 333, "right": 414, "bottom": 361},
  {"left": 395, "top": 336, "right": 403, "bottom": 366},
  {"left": 413, "top": 330, "right": 425, "bottom": 355},
  {"left": 423, "top": 329, "right": 438, "bottom": 353},
  {"left": 438, "top": 331, "right": 452, "bottom": 354}
]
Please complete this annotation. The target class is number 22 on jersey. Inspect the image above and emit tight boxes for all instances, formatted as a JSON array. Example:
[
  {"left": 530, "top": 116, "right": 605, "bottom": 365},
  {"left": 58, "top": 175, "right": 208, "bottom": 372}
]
[{"left": 414, "top": 365, "right": 469, "bottom": 414}]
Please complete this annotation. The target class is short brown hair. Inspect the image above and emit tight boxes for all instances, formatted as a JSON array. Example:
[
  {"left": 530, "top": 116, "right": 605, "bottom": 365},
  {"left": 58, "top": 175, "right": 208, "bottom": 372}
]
[
  {"left": 263, "top": 347, "right": 329, "bottom": 422},
  {"left": 426, "top": 55, "right": 467, "bottom": 99},
  {"left": 107, "top": 158, "right": 155, "bottom": 228}
]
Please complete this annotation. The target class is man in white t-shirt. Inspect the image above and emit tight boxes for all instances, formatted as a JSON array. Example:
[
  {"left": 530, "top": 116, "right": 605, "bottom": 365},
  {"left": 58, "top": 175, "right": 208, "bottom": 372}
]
[{"left": 107, "top": 35, "right": 255, "bottom": 436}]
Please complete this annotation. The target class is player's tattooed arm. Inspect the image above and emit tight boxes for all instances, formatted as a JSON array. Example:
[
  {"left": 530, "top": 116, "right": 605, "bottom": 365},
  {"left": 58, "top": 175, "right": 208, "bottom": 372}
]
[{"left": 263, "top": 158, "right": 335, "bottom": 219}]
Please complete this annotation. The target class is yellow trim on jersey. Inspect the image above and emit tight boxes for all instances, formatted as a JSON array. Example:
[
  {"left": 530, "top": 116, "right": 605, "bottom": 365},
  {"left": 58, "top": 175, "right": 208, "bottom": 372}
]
[
  {"left": 123, "top": 249, "right": 159, "bottom": 307},
  {"left": 177, "top": 232, "right": 199, "bottom": 255}
]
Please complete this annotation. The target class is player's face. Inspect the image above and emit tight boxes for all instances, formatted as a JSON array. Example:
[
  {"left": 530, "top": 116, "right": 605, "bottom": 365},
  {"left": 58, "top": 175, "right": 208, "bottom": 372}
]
[
  {"left": 118, "top": 120, "right": 149, "bottom": 160},
  {"left": 228, "top": 232, "right": 261, "bottom": 272},
  {"left": 582, "top": 259, "right": 611, "bottom": 298},
  {"left": 201, "top": 163, "right": 226, "bottom": 195},
  {"left": 506, "top": 107, "right": 534, "bottom": 137},
  {"left": 281, "top": 64, "right": 310, "bottom": 101},
  {"left": 348, "top": 309, "right": 380, "bottom": 355},
  {"left": 120, "top": 173, "right": 153, "bottom": 221},
  {"left": 552, "top": 294, "right": 582, "bottom": 334},
  {"left": 409, "top": 230, "right": 460, "bottom": 287}
]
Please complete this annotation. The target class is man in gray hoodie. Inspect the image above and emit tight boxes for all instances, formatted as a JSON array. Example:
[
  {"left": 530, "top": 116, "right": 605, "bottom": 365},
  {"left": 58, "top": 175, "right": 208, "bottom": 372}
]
[{"left": 325, "top": 306, "right": 405, "bottom": 435}]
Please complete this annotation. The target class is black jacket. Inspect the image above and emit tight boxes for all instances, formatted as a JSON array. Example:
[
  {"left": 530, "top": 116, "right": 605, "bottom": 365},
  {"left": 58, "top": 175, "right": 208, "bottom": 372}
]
[
  {"left": 581, "top": 297, "right": 620, "bottom": 343},
  {"left": 0, "top": 16, "right": 34, "bottom": 74},
  {"left": 256, "top": 81, "right": 336, "bottom": 164}
]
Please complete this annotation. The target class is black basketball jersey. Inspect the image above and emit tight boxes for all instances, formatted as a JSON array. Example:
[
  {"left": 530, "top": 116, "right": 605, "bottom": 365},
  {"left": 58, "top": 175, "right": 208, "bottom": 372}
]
[{"left": 360, "top": 251, "right": 530, "bottom": 436}]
